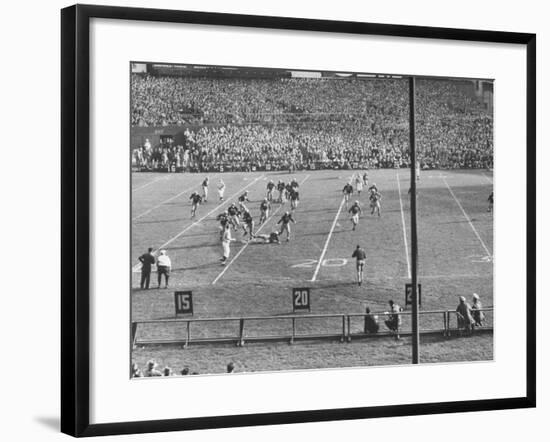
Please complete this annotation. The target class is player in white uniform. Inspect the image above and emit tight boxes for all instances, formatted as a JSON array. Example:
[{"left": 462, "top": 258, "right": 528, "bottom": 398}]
[
  {"left": 201, "top": 177, "right": 209, "bottom": 202},
  {"left": 220, "top": 224, "right": 235, "bottom": 265},
  {"left": 355, "top": 174, "right": 363, "bottom": 195},
  {"left": 217, "top": 179, "right": 226, "bottom": 201}
]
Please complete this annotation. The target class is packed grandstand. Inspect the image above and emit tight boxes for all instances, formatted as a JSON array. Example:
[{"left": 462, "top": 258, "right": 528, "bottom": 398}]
[{"left": 131, "top": 70, "right": 493, "bottom": 172}]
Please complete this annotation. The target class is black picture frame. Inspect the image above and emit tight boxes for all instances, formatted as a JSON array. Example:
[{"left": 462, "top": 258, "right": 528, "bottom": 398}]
[{"left": 61, "top": 4, "right": 536, "bottom": 437}]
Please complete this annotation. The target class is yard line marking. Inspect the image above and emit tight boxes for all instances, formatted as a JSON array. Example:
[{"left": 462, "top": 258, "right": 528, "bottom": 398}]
[
  {"left": 132, "top": 176, "right": 167, "bottom": 192},
  {"left": 481, "top": 172, "right": 493, "bottom": 185},
  {"left": 133, "top": 184, "right": 198, "bottom": 221},
  {"left": 212, "top": 174, "right": 311, "bottom": 285},
  {"left": 441, "top": 175, "right": 493, "bottom": 258},
  {"left": 132, "top": 175, "right": 264, "bottom": 272},
  {"left": 396, "top": 171, "right": 412, "bottom": 279},
  {"left": 311, "top": 174, "right": 352, "bottom": 282}
]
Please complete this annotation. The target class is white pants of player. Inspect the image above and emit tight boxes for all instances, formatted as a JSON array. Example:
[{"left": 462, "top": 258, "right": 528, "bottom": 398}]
[
  {"left": 218, "top": 188, "right": 225, "bottom": 199},
  {"left": 202, "top": 186, "right": 208, "bottom": 201},
  {"left": 222, "top": 240, "right": 231, "bottom": 258}
]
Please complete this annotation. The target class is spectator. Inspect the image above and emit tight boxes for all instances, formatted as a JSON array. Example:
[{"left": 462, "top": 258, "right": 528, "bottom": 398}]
[
  {"left": 131, "top": 75, "right": 492, "bottom": 173},
  {"left": 156, "top": 249, "right": 171, "bottom": 289},
  {"left": 138, "top": 247, "right": 155, "bottom": 289},
  {"left": 163, "top": 367, "right": 173, "bottom": 376},
  {"left": 363, "top": 306, "right": 379, "bottom": 334},
  {"left": 456, "top": 296, "right": 475, "bottom": 334},
  {"left": 131, "top": 362, "right": 142, "bottom": 378},
  {"left": 384, "top": 300, "right": 402, "bottom": 339},
  {"left": 180, "top": 367, "right": 190, "bottom": 375},
  {"left": 143, "top": 360, "right": 162, "bottom": 377},
  {"left": 471, "top": 293, "right": 485, "bottom": 327},
  {"left": 227, "top": 362, "right": 235, "bottom": 373}
]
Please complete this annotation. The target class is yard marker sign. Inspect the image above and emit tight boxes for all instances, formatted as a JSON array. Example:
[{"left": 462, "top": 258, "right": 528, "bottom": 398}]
[
  {"left": 174, "top": 291, "right": 193, "bottom": 317},
  {"left": 292, "top": 287, "right": 311, "bottom": 312},
  {"left": 405, "top": 283, "right": 422, "bottom": 307}
]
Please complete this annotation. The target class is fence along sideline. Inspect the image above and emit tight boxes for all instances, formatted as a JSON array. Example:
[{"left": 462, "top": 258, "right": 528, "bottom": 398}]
[{"left": 132, "top": 308, "right": 493, "bottom": 347}]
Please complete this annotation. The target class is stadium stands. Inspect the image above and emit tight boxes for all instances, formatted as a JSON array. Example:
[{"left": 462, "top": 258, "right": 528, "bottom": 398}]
[{"left": 131, "top": 74, "right": 493, "bottom": 172}]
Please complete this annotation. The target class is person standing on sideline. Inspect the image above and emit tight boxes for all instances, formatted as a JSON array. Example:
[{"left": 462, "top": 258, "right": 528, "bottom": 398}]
[
  {"left": 471, "top": 293, "right": 485, "bottom": 327},
  {"left": 220, "top": 224, "right": 235, "bottom": 265},
  {"left": 384, "top": 300, "right": 402, "bottom": 339},
  {"left": 138, "top": 247, "right": 155, "bottom": 289},
  {"left": 351, "top": 244, "right": 367, "bottom": 286},
  {"left": 456, "top": 296, "right": 475, "bottom": 334},
  {"left": 156, "top": 249, "right": 172, "bottom": 289},
  {"left": 363, "top": 307, "right": 379, "bottom": 334}
]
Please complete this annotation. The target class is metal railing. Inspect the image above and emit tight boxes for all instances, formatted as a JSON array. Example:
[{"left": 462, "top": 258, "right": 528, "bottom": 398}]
[{"left": 132, "top": 308, "right": 493, "bottom": 348}]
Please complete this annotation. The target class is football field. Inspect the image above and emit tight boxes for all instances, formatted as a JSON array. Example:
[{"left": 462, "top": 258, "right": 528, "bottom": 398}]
[{"left": 131, "top": 168, "right": 493, "bottom": 374}]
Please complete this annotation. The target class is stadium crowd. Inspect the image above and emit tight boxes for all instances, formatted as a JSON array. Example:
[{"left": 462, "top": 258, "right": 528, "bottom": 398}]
[{"left": 132, "top": 75, "right": 493, "bottom": 172}]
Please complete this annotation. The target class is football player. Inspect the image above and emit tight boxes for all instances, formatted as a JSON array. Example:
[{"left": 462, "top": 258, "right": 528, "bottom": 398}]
[
  {"left": 238, "top": 190, "right": 250, "bottom": 211},
  {"left": 348, "top": 200, "right": 362, "bottom": 231},
  {"left": 289, "top": 188, "right": 300, "bottom": 211},
  {"left": 487, "top": 191, "right": 493, "bottom": 214},
  {"left": 277, "top": 211, "right": 296, "bottom": 242},
  {"left": 201, "top": 177, "right": 209, "bottom": 202},
  {"left": 217, "top": 179, "right": 226, "bottom": 201},
  {"left": 369, "top": 189, "right": 382, "bottom": 217},
  {"left": 351, "top": 244, "right": 367, "bottom": 286},
  {"left": 189, "top": 192, "right": 202, "bottom": 218},
  {"left": 266, "top": 180, "right": 275, "bottom": 202},
  {"left": 241, "top": 209, "right": 255, "bottom": 241},
  {"left": 342, "top": 182, "right": 354, "bottom": 209},
  {"left": 259, "top": 198, "right": 271, "bottom": 225},
  {"left": 277, "top": 180, "right": 286, "bottom": 203}
]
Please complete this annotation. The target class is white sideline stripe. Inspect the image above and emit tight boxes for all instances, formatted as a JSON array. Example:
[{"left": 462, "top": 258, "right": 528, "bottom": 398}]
[
  {"left": 132, "top": 176, "right": 167, "bottom": 192},
  {"left": 311, "top": 174, "right": 351, "bottom": 282},
  {"left": 441, "top": 175, "right": 493, "bottom": 258},
  {"left": 133, "top": 184, "right": 198, "bottom": 221},
  {"left": 132, "top": 175, "right": 264, "bottom": 271},
  {"left": 212, "top": 174, "right": 311, "bottom": 285},
  {"left": 396, "top": 171, "right": 412, "bottom": 279}
]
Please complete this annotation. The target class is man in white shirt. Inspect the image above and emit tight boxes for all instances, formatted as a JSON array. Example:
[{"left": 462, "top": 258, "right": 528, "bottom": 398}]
[{"left": 156, "top": 249, "right": 172, "bottom": 288}]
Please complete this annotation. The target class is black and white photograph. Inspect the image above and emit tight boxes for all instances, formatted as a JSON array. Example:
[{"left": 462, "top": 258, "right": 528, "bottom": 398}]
[{"left": 130, "top": 63, "right": 494, "bottom": 377}]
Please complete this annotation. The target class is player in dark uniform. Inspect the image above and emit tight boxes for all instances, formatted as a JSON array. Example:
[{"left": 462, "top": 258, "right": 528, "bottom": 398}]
[
  {"left": 351, "top": 245, "right": 367, "bottom": 286},
  {"left": 217, "top": 210, "right": 230, "bottom": 240},
  {"left": 362, "top": 171, "right": 369, "bottom": 186},
  {"left": 291, "top": 178, "right": 299, "bottom": 189},
  {"left": 227, "top": 203, "right": 241, "bottom": 230},
  {"left": 487, "top": 191, "right": 493, "bottom": 214},
  {"left": 289, "top": 188, "right": 300, "bottom": 211},
  {"left": 277, "top": 180, "right": 285, "bottom": 203},
  {"left": 284, "top": 182, "right": 293, "bottom": 201},
  {"left": 369, "top": 190, "right": 382, "bottom": 217},
  {"left": 253, "top": 231, "right": 281, "bottom": 244},
  {"left": 259, "top": 198, "right": 271, "bottom": 225},
  {"left": 277, "top": 211, "right": 296, "bottom": 242},
  {"left": 189, "top": 192, "right": 203, "bottom": 218},
  {"left": 238, "top": 190, "right": 250, "bottom": 210},
  {"left": 342, "top": 182, "right": 354, "bottom": 209},
  {"left": 367, "top": 183, "right": 378, "bottom": 193},
  {"left": 241, "top": 209, "right": 255, "bottom": 241},
  {"left": 348, "top": 200, "right": 362, "bottom": 231},
  {"left": 266, "top": 180, "right": 275, "bottom": 202}
]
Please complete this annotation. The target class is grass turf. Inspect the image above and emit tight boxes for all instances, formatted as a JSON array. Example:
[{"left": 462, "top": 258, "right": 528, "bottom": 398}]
[{"left": 131, "top": 169, "right": 493, "bottom": 374}]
